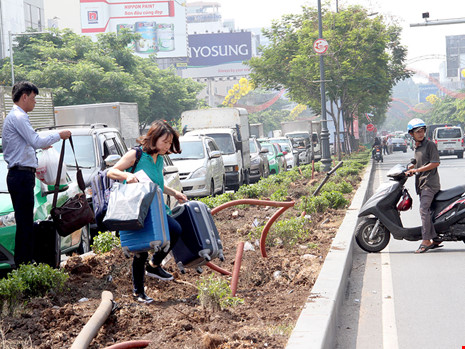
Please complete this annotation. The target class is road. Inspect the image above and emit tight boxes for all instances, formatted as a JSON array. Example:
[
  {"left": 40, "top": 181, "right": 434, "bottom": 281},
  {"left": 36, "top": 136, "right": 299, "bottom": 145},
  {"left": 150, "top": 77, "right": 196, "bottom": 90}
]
[{"left": 336, "top": 149, "right": 465, "bottom": 348}]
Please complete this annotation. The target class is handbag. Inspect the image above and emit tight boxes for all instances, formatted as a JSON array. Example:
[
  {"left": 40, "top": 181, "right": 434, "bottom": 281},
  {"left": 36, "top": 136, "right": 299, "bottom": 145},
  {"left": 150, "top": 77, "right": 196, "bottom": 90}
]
[
  {"left": 50, "top": 136, "right": 95, "bottom": 237},
  {"left": 103, "top": 181, "right": 156, "bottom": 231}
]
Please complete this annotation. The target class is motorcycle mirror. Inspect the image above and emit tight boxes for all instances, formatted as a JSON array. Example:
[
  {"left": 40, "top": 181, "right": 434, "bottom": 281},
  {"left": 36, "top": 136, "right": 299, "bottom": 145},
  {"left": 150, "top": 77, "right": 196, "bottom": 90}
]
[{"left": 410, "top": 158, "right": 417, "bottom": 165}]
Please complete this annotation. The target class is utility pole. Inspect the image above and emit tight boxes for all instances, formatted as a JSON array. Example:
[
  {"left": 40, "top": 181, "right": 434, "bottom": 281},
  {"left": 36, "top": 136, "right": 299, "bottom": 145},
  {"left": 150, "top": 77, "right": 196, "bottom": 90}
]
[{"left": 317, "top": 0, "right": 332, "bottom": 171}]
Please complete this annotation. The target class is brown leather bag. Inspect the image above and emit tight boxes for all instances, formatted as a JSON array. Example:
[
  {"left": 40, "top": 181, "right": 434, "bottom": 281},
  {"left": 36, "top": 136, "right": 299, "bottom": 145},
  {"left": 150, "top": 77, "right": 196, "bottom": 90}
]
[{"left": 50, "top": 136, "right": 95, "bottom": 237}]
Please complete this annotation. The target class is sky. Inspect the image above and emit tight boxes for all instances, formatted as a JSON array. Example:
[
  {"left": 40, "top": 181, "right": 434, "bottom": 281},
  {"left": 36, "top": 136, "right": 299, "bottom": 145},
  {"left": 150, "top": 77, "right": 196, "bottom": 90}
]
[{"left": 218, "top": 0, "right": 465, "bottom": 76}]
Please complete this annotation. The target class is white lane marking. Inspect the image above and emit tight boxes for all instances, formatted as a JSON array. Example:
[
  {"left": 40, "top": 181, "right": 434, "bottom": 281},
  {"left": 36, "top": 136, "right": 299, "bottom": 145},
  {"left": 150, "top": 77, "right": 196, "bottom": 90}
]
[
  {"left": 378, "top": 166, "right": 399, "bottom": 349},
  {"left": 381, "top": 248, "right": 399, "bottom": 349}
]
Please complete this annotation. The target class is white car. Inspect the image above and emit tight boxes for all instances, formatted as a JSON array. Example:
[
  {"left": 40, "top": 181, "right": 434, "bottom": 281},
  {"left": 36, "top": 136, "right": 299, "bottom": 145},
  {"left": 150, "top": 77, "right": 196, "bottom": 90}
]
[
  {"left": 269, "top": 137, "right": 297, "bottom": 169},
  {"left": 169, "top": 135, "right": 225, "bottom": 198}
]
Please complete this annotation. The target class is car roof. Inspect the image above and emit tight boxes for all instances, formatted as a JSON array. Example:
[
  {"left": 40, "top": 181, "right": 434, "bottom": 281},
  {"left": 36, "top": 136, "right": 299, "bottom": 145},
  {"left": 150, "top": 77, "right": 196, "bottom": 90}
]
[{"left": 36, "top": 124, "right": 121, "bottom": 136}]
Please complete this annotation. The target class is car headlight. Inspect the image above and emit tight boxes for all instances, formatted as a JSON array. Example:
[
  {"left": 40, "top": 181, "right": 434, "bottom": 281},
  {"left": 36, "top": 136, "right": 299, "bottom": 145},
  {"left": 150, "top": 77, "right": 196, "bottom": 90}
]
[
  {"left": 225, "top": 165, "right": 238, "bottom": 172},
  {"left": 190, "top": 167, "right": 207, "bottom": 179},
  {"left": 251, "top": 157, "right": 260, "bottom": 165},
  {"left": 269, "top": 158, "right": 276, "bottom": 165}
]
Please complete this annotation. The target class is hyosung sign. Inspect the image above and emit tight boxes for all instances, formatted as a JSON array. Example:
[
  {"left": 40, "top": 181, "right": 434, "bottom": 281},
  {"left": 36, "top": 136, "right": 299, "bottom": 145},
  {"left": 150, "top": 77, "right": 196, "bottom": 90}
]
[{"left": 188, "top": 32, "right": 253, "bottom": 67}]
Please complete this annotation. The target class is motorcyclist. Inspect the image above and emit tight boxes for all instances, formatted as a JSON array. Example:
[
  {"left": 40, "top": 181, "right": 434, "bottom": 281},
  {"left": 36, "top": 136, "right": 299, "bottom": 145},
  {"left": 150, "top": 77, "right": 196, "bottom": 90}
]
[
  {"left": 371, "top": 137, "right": 382, "bottom": 159},
  {"left": 405, "top": 118, "right": 442, "bottom": 253}
]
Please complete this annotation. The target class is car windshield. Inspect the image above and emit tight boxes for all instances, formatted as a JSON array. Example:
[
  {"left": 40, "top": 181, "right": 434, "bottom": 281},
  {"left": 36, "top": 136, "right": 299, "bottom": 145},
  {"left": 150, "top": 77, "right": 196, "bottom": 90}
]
[
  {"left": 437, "top": 128, "right": 462, "bottom": 138},
  {"left": 249, "top": 140, "right": 258, "bottom": 153},
  {"left": 170, "top": 141, "right": 205, "bottom": 160},
  {"left": 0, "top": 157, "right": 8, "bottom": 192},
  {"left": 207, "top": 134, "right": 235, "bottom": 155},
  {"left": 51, "top": 135, "right": 96, "bottom": 168}
]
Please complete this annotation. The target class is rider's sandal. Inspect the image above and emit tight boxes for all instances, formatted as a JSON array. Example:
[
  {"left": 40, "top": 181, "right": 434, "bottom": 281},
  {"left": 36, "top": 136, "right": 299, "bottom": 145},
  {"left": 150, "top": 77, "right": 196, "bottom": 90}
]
[{"left": 415, "top": 244, "right": 434, "bottom": 253}]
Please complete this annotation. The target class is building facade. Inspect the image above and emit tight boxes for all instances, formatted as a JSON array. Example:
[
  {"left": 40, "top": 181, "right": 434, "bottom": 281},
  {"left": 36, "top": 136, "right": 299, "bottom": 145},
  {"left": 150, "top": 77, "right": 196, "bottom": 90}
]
[{"left": 0, "top": 0, "right": 45, "bottom": 59}]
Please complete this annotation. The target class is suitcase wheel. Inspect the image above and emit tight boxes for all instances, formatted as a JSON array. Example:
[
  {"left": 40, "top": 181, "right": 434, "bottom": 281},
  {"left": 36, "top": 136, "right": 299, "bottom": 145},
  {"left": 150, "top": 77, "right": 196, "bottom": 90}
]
[
  {"left": 177, "top": 262, "right": 186, "bottom": 274},
  {"left": 122, "top": 247, "right": 131, "bottom": 259},
  {"left": 196, "top": 266, "right": 203, "bottom": 274},
  {"left": 199, "top": 251, "right": 211, "bottom": 261},
  {"left": 219, "top": 253, "right": 225, "bottom": 262}
]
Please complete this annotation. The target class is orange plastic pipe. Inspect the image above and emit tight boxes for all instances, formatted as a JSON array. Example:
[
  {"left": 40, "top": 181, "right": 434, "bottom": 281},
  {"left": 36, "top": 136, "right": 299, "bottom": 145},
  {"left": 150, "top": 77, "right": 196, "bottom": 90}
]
[
  {"left": 230, "top": 241, "right": 245, "bottom": 296},
  {"left": 211, "top": 199, "right": 295, "bottom": 257},
  {"left": 205, "top": 262, "right": 232, "bottom": 276},
  {"left": 104, "top": 340, "right": 151, "bottom": 349}
]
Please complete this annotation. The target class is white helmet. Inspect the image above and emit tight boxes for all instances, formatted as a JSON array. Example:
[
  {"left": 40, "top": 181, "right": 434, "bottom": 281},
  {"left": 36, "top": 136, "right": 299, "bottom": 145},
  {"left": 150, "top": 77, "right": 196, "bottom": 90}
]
[{"left": 407, "top": 118, "right": 426, "bottom": 132}]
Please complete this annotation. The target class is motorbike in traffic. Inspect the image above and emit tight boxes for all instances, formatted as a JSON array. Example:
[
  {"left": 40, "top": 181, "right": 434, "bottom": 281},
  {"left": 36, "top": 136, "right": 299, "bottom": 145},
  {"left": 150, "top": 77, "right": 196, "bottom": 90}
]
[
  {"left": 373, "top": 145, "right": 383, "bottom": 163},
  {"left": 355, "top": 160, "right": 465, "bottom": 252}
]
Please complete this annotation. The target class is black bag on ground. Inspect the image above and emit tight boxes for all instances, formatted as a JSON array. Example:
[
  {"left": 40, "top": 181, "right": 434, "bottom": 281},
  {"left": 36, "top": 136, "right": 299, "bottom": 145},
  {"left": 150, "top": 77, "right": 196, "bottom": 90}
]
[
  {"left": 50, "top": 137, "right": 95, "bottom": 237},
  {"left": 33, "top": 220, "right": 60, "bottom": 268}
]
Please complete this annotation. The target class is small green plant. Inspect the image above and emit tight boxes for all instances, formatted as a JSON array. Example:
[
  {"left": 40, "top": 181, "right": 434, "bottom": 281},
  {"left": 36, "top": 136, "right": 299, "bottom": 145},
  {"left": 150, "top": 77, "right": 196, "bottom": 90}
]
[
  {"left": 198, "top": 192, "right": 236, "bottom": 209},
  {"left": 270, "top": 188, "right": 288, "bottom": 201},
  {"left": 300, "top": 195, "right": 330, "bottom": 214},
  {"left": 0, "top": 263, "right": 68, "bottom": 316},
  {"left": 197, "top": 274, "right": 243, "bottom": 311},
  {"left": 249, "top": 217, "right": 310, "bottom": 247},
  {"left": 321, "top": 191, "right": 349, "bottom": 209},
  {"left": 237, "top": 183, "right": 263, "bottom": 198},
  {"left": 91, "top": 231, "right": 120, "bottom": 254}
]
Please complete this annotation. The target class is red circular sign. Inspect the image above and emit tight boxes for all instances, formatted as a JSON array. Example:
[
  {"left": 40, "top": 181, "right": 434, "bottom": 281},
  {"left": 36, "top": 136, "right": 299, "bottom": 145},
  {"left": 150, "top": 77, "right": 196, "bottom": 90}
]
[
  {"left": 313, "top": 39, "right": 329, "bottom": 54},
  {"left": 366, "top": 123, "right": 375, "bottom": 132}
]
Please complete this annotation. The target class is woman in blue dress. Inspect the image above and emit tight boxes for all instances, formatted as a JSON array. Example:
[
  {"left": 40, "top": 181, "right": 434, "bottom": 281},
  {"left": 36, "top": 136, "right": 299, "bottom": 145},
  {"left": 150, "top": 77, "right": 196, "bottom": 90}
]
[{"left": 107, "top": 120, "right": 187, "bottom": 303}]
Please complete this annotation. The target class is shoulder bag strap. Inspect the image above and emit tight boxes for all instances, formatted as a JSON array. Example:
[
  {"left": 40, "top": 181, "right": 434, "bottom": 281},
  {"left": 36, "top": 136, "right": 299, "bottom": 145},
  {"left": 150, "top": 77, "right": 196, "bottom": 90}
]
[{"left": 52, "top": 136, "right": 86, "bottom": 209}]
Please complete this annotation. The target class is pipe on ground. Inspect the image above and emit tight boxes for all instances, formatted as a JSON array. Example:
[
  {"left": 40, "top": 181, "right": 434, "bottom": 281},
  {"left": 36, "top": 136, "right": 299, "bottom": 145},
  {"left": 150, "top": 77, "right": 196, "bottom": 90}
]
[
  {"left": 230, "top": 241, "right": 245, "bottom": 296},
  {"left": 71, "top": 291, "right": 114, "bottom": 349},
  {"left": 104, "top": 340, "right": 151, "bottom": 349}
]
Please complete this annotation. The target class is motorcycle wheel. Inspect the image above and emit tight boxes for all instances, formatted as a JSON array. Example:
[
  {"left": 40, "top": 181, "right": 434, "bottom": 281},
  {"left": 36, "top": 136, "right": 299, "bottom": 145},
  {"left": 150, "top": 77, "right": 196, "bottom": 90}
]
[{"left": 355, "top": 217, "right": 390, "bottom": 253}]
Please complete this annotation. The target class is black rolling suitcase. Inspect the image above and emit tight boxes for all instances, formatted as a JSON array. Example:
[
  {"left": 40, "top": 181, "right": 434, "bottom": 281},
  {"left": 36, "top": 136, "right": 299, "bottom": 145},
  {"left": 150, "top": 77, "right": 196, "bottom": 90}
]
[
  {"left": 33, "top": 220, "right": 61, "bottom": 268},
  {"left": 171, "top": 201, "right": 224, "bottom": 273}
]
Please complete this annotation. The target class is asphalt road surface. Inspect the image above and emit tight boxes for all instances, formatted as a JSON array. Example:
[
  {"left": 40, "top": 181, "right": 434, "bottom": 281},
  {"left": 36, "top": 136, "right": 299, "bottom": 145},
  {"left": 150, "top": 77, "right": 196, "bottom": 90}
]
[{"left": 336, "top": 149, "right": 465, "bottom": 349}]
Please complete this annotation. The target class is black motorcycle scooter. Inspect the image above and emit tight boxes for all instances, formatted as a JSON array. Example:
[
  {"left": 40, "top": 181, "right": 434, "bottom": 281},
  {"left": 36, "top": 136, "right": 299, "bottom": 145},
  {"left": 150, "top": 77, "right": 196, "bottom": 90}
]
[
  {"left": 373, "top": 145, "right": 383, "bottom": 163},
  {"left": 355, "top": 159, "right": 465, "bottom": 252}
]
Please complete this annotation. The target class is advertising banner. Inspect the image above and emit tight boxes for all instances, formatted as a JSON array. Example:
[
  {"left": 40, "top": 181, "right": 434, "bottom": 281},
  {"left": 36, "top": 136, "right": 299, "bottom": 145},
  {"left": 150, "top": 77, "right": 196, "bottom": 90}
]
[
  {"left": 187, "top": 32, "right": 252, "bottom": 67},
  {"left": 180, "top": 62, "right": 251, "bottom": 79},
  {"left": 80, "top": 0, "right": 187, "bottom": 58},
  {"left": 418, "top": 84, "right": 439, "bottom": 103}
]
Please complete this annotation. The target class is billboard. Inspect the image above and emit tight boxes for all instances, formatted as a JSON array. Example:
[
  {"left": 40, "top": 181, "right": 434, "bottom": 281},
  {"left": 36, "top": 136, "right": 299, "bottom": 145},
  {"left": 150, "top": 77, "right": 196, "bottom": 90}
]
[
  {"left": 79, "top": 0, "right": 187, "bottom": 58},
  {"left": 418, "top": 84, "right": 439, "bottom": 103},
  {"left": 187, "top": 32, "right": 252, "bottom": 67}
]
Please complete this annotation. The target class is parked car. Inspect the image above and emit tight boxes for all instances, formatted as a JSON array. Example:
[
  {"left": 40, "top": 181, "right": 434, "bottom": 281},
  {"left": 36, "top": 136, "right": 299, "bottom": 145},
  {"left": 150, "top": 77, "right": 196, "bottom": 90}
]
[
  {"left": 391, "top": 137, "right": 408, "bottom": 152},
  {"left": 259, "top": 142, "right": 284, "bottom": 175},
  {"left": 269, "top": 137, "right": 297, "bottom": 169},
  {"left": 0, "top": 153, "right": 87, "bottom": 271},
  {"left": 37, "top": 124, "right": 183, "bottom": 235},
  {"left": 169, "top": 135, "right": 225, "bottom": 198},
  {"left": 249, "top": 138, "right": 269, "bottom": 183}
]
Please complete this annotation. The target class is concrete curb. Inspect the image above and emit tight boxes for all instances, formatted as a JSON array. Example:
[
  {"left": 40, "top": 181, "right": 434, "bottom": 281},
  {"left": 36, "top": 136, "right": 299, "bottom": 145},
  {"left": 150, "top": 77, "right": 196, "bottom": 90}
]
[{"left": 286, "top": 160, "right": 375, "bottom": 349}]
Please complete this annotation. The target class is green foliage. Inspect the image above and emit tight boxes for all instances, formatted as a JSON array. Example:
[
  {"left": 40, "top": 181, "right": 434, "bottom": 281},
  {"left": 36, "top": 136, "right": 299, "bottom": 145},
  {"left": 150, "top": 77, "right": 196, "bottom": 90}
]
[
  {"left": 2, "top": 28, "right": 204, "bottom": 125},
  {"left": 0, "top": 264, "right": 69, "bottom": 315},
  {"left": 250, "top": 217, "right": 310, "bottom": 247},
  {"left": 197, "top": 274, "right": 244, "bottom": 311},
  {"left": 319, "top": 180, "right": 353, "bottom": 194},
  {"left": 91, "top": 231, "right": 121, "bottom": 254},
  {"left": 270, "top": 188, "right": 288, "bottom": 201},
  {"left": 300, "top": 195, "right": 330, "bottom": 214},
  {"left": 198, "top": 192, "right": 236, "bottom": 209},
  {"left": 247, "top": 5, "right": 410, "bottom": 131},
  {"left": 237, "top": 184, "right": 265, "bottom": 198},
  {"left": 321, "top": 191, "right": 349, "bottom": 209}
]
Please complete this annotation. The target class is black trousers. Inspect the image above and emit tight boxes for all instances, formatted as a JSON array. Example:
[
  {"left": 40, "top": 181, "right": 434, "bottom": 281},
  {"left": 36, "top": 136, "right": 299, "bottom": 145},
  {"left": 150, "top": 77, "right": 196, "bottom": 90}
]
[
  {"left": 7, "top": 169, "right": 36, "bottom": 266},
  {"left": 132, "top": 214, "right": 182, "bottom": 294}
]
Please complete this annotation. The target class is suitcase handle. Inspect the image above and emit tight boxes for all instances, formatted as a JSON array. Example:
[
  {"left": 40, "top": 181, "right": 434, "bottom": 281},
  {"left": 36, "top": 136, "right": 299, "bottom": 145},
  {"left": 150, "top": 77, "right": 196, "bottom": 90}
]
[{"left": 170, "top": 204, "right": 185, "bottom": 219}]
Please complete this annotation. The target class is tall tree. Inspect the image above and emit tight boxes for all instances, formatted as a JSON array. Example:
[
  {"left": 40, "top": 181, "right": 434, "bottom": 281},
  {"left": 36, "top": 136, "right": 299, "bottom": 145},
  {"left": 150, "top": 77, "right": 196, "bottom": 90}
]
[
  {"left": 247, "top": 5, "right": 410, "bottom": 152},
  {"left": 0, "top": 28, "right": 203, "bottom": 126}
]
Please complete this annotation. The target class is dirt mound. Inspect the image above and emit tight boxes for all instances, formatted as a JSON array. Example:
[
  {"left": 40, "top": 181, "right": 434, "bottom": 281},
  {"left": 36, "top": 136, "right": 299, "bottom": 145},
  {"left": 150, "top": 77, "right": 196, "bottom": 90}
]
[{"left": 2, "top": 173, "right": 354, "bottom": 348}]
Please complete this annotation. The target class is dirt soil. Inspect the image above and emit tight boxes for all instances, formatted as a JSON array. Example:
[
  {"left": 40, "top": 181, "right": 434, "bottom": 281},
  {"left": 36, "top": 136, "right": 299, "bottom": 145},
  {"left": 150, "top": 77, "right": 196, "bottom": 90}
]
[{"left": 2, "top": 171, "right": 361, "bottom": 349}]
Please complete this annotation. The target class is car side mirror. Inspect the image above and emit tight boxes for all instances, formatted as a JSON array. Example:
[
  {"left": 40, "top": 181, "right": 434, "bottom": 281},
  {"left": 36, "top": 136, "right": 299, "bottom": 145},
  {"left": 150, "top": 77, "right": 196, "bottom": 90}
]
[
  {"left": 104, "top": 154, "right": 121, "bottom": 167},
  {"left": 163, "top": 164, "right": 179, "bottom": 176},
  {"left": 209, "top": 150, "right": 222, "bottom": 159},
  {"left": 260, "top": 148, "right": 269, "bottom": 154},
  {"left": 282, "top": 151, "right": 288, "bottom": 155},
  {"left": 277, "top": 152, "right": 283, "bottom": 157}
]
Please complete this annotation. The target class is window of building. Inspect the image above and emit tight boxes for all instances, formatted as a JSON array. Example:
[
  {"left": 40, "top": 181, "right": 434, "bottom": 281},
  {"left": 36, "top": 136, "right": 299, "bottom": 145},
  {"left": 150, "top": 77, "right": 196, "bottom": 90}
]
[{"left": 24, "top": 3, "right": 43, "bottom": 30}]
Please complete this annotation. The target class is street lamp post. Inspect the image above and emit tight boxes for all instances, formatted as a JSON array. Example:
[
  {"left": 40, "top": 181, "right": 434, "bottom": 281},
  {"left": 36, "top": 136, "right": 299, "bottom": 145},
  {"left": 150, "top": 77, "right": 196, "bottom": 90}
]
[
  {"left": 317, "top": 0, "right": 332, "bottom": 171},
  {"left": 9, "top": 31, "right": 50, "bottom": 85}
]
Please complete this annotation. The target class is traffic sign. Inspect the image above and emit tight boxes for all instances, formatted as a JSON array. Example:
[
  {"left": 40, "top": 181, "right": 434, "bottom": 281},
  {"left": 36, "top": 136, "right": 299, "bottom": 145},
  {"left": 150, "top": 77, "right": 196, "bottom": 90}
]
[
  {"left": 366, "top": 123, "right": 375, "bottom": 132},
  {"left": 313, "top": 39, "right": 328, "bottom": 54}
]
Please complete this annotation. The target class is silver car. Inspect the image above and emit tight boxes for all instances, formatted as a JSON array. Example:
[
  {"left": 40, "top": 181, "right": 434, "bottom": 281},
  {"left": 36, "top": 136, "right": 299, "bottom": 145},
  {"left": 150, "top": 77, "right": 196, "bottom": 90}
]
[
  {"left": 269, "top": 137, "right": 297, "bottom": 169},
  {"left": 169, "top": 135, "right": 225, "bottom": 198}
]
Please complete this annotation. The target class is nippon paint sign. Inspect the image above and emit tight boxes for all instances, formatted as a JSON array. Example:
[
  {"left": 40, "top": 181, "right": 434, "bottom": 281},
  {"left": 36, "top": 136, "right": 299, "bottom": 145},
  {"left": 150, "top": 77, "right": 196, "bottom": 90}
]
[
  {"left": 79, "top": 0, "right": 187, "bottom": 58},
  {"left": 187, "top": 32, "right": 252, "bottom": 67}
]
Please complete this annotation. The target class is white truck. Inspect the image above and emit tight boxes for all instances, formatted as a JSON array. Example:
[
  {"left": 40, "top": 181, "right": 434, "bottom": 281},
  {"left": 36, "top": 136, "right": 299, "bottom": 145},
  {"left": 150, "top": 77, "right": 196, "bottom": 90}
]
[
  {"left": 54, "top": 102, "right": 140, "bottom": 147},
  {"left": 181, "top": 107, "right": 251, "bottom": 191},
  {"left": 281, "top": 119, "right": 321, "bottom": 162},
  {"left": 0, "top": 86, "right": 55, "bottom": 134},
  {"left": 250, "top": 123, "right": 264, "bottom": 138}
]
